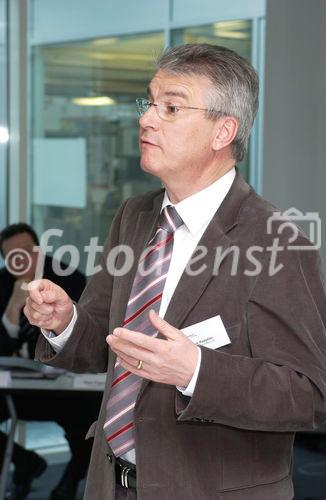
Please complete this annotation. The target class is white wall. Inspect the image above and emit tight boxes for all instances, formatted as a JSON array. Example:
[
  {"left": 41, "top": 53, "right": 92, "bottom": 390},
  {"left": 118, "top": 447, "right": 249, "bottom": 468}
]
[
  {"left": 30, "top": 0, "right": 265, "bottom": 44},
  {"left": 263, "top": 0, "right": 326, "bottom": 264},
  {"left": 30, "top": 0, "right": 169, "bottom": 44}
]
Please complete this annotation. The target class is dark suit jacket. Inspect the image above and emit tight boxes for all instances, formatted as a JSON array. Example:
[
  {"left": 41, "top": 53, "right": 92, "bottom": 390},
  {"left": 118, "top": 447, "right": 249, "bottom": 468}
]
[
  {"left": 0, "top": 255, "right": 86, "bottom": 358},
  {"left": 35, "top": 172, "right": 326, "bottom": 500}
]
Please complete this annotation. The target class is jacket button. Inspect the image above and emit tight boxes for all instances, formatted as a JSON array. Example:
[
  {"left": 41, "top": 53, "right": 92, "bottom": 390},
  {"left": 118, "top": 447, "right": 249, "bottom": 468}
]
[{"left": 106, "top": 454, "right": 113, "bottom": 463}]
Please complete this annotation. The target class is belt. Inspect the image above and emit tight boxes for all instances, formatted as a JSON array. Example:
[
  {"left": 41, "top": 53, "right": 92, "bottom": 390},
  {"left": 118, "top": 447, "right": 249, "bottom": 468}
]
[{"left": 115, "top": 457, "right": 137, "bottom": 489}]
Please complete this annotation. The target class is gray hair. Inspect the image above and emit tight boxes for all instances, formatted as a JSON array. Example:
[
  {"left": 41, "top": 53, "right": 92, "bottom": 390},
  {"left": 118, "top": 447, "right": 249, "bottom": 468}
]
[{"left": 156, "top": 44, "right": 259, "bottom": 162}]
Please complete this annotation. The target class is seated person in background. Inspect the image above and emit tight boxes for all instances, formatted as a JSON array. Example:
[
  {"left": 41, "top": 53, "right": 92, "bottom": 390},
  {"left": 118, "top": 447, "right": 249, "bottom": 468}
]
[{"left": 0, "top": 223, "right": 101, "bottom": 500}]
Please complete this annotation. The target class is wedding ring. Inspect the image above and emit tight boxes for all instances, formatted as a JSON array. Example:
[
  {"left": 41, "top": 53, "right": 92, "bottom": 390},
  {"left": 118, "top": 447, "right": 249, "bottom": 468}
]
[{"left": 137, "top": 360, "right": 143, "bottom": 370}]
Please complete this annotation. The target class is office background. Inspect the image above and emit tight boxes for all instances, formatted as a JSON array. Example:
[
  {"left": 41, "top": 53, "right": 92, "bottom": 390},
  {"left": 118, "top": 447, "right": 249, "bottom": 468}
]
[
  {"left": 1, "top": 0, "right": 325, "bottom": 267},
  {"left": 0, "top": 0, "right": 326, "bottom": 498}
]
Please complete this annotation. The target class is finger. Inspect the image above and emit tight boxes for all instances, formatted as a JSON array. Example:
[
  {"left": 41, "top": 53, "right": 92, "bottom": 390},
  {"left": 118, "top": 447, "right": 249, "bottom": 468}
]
[
  {"left": 107, "top": 335, "right": 154, "bottom": 363},
  {"left": 148, "top": 309, "right": 181, "bottom": 341},
  {"left": 30, "top": 311, "right": 53, "bottom": 324},
  {"left": 24, "top": 304, "right": 53, "bottom": 324},
  {"left": 115, "top": 350, "right": 141, "bottom": 369},
  {"left": 25, "top": 297, "right": 54, "bottom": 315},
  {"left": 40, "top": 289, "right": 62, "bottom": 304},
  {"left": 111, "top": 327, "right": 159, "bottom": 353},
  {"left": 27, "top": 280, "right": 45, "bottom": 305},
  {"left": 36, "top": 317, "right": 56, "bottom": 330},
  {"left": 116, "top": 356, "right": 150, "bottom": 379},
  {"left": 27, "top": 279, "right": 64, "bottom": 305}
]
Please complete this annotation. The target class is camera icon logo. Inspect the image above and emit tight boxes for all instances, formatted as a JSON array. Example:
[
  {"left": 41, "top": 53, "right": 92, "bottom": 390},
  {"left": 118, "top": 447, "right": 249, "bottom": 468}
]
[{"left": 266, "top": 207, "right": 321, "bottom": 250}]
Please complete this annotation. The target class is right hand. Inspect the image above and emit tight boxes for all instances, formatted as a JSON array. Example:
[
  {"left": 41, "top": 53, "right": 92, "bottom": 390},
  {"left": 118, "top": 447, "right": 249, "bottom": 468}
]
[{"left": 24, "top": 279, "right": 74, "bottom": 335}]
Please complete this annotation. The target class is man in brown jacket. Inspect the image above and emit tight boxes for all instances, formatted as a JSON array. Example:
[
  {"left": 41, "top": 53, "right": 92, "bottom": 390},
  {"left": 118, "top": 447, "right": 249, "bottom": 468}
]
[{"left": 25, "top": 44, "right": 326, "bottom": 500}]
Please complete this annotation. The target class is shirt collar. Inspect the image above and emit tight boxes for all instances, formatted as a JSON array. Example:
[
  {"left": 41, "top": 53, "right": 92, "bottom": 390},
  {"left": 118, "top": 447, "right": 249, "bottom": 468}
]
[{"left": 161, "top": 167, "right": 236, "bottom": 236}]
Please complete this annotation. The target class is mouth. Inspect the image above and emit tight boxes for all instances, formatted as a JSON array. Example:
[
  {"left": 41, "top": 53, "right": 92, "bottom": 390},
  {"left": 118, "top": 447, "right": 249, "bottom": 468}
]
[{"left": 140, "top": 138, "right": 159, "bottom": 148}]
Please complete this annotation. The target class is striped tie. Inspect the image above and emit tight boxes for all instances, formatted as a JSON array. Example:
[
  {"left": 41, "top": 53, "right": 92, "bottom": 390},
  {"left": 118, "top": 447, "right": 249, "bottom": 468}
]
[{"left": 104, "top": 205, "right": 184, "bottom": 457}]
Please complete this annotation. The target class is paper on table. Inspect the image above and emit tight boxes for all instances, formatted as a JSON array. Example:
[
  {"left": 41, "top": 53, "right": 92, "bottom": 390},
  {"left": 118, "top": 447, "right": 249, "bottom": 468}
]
[
  {"left": 73, "top": 373, "right": 106, "bottom": 390},
  {"left": 0, "top": 371, "right": 12, "bottom": 388}
]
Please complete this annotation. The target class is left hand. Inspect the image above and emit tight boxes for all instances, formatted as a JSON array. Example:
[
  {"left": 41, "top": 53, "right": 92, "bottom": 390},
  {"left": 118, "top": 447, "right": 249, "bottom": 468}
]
[{"left": 106, "top": 309, "right": 199, "bottom": 387}]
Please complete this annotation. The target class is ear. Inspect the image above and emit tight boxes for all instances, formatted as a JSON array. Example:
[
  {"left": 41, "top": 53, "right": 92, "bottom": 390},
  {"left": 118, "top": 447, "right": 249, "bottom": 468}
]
[{"left": 212, "top": 117, "right": 238, "bottom": 152}]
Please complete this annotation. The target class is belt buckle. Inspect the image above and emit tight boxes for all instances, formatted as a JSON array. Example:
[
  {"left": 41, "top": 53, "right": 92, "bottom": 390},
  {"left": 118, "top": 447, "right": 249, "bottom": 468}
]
[{"left": 121, "top": 465, "right": 131, "bottom": 488}]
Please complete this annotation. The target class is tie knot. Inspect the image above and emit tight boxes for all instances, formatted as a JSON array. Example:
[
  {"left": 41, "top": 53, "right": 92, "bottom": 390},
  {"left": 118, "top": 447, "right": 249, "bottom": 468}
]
[{"left": 158, "top": 206, "right": 184, "bottom": 234}]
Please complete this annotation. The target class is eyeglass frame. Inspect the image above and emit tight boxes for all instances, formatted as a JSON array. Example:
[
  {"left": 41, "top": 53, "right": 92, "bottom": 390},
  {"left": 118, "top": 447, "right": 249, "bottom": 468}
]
[{"left": 135, "top": 97, "right": 219, "bottom": 122}]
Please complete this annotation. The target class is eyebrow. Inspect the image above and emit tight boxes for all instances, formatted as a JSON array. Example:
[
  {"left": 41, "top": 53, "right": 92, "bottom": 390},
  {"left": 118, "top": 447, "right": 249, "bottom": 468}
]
[{"left": 147, "top": 86, "right": 189, "bottom": 101}]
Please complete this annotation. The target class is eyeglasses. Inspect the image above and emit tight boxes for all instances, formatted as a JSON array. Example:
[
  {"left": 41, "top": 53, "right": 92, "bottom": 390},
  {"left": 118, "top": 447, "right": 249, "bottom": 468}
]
[{"left": 136, "top": 97, "right": 210, "bottom": 122}]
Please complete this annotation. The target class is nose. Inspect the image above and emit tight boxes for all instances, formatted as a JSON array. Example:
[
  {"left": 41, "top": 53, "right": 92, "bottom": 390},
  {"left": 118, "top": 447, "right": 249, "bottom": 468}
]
[{"left": 139, "top": 103, "right": 160, "bottom": 130}]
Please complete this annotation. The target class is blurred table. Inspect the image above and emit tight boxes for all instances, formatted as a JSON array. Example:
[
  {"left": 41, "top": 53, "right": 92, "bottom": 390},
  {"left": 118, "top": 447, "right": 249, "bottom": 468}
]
[{"left": 0, "top": 365, "right": 105, "bottom": 500}]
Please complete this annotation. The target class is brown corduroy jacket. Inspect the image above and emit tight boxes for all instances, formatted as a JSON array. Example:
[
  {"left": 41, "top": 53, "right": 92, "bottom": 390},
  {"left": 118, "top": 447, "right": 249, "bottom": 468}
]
[{"left": 36, "top": 172, "right": 326, "bottom": 500}]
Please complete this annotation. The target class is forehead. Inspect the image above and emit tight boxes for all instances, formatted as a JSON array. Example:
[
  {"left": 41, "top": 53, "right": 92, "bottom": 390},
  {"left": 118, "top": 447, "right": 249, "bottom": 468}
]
[
  {"left": 2, "top": 232, "right": 35, "bottom": 255},
  {"left": 148, "top": 70, "right": 211, "bottom": 102}
]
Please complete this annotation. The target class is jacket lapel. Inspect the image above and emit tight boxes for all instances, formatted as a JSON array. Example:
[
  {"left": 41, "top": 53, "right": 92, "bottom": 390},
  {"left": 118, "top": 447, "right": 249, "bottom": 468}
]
[
  {"left": 164, "top": 171, "right": 252, "bottom": 329},
  {"left": 113, "top": 191, "right": 164, "bottom": 329},
  {"left": 163, "top": 226, "right": 232, "bottom": 329}
]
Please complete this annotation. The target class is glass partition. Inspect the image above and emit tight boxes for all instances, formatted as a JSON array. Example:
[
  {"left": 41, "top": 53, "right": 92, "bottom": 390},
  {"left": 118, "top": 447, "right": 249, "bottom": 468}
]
[
  {"left": 31, "top": 23, "right": 254, "bottom": 273},
  {"left": 0, "top": 0, "right": 8, "bottom": 237},
  {"left": 172, "top": 20, "right": 252, "bottom": 181},
  {"left": 31, "top": 32, "right": 164, "bottom": 273}
]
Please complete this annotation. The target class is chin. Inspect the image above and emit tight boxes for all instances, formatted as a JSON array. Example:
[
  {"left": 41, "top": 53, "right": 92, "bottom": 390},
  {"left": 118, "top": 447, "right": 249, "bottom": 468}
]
[{"left": 140, "top": 158, "right": 160, "bottom": 177}]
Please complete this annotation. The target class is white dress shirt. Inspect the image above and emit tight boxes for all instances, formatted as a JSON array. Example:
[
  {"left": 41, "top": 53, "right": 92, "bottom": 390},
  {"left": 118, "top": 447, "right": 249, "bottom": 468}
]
[
  {"left": 3, "top": 308, "right": 31, "bottom": 359},
  {"left": 2, "top": 314, "right": 20, "bottom": 338},
  {"left": 42, "top": 167, "right": 236, "bottom": 463}
]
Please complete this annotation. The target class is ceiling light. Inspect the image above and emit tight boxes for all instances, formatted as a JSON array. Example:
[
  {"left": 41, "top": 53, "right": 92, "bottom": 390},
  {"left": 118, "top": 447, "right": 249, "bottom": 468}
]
[
  {"left": 0, "top": 126, "right": 9, "bottom": 143},
  {"left": 213, "top": 30, "right": 249, "bottom": 39},
  {"left": 92, "top": 38, "right": 118, "bottom": 46},
  {"left": 72, "top": 96, "right": 116, "bottom": 106}
]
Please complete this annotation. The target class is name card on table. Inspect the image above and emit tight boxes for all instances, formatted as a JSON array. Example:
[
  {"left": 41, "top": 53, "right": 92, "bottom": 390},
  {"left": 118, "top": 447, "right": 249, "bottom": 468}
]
[
  {"left": 0, "top": 371, "right": 12, "bottom": 388},
  {"left": 72, "top": 373, "right": 106, "bottom": 390}
]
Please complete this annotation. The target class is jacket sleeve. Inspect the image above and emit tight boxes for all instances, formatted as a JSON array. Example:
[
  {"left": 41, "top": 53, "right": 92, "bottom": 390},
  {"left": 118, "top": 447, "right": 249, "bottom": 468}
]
[
  {"left": 176, "top": 244, "right": 326, "bottom": 432},
  {"left": 35, "top": 201, "right": 127, "bottom": 373}
]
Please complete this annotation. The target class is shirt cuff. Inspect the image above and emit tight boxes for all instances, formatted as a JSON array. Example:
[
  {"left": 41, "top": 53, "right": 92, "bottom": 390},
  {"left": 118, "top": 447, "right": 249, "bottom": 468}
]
[
  {"left": 41, "top": 305, "right": 77, "bottom": 353},
  {"left": 2, "top": 313, "right": 20, "bottom": 338},
  {"left": 176, "top": 346, "right": 201, "bottom": 397}
]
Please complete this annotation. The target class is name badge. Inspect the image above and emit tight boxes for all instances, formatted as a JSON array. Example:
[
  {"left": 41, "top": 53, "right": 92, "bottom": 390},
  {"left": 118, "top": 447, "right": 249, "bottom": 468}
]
[{"left": 181, "top": 315, "right": 231, "bottom": 350}]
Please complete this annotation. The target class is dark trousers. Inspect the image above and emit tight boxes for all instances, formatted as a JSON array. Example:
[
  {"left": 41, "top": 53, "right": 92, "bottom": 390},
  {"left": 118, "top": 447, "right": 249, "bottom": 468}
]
[
  {"left": 0, "top": 391, "right": 101, "bottom": 478},
  {"left": 115, "top": 485, "right": 137, "bottom": 500}
]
